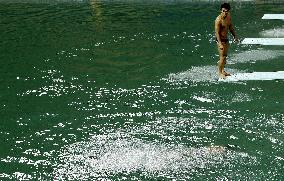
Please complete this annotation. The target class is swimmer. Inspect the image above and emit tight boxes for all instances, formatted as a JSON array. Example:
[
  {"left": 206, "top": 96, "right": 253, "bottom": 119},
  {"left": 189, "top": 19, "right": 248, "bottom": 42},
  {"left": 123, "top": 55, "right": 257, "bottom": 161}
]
[{"left": 215, "top": 3, "right": 238, "bottom": 78}]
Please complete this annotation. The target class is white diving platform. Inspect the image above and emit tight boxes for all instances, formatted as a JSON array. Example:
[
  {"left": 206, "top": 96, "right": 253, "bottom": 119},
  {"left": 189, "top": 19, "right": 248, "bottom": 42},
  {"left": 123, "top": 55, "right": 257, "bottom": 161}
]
[
  {"left": 262, "top": 14, "right": 284, "bottom": 20},
  {"left": 219, "top": 71, "right": 284, "bottom": 82},
  {"left": 234, "top": 14, "right": 284, "bottom": 83},
  {"left": 241, "top": 38, "right": 284, "bottom": 45}
]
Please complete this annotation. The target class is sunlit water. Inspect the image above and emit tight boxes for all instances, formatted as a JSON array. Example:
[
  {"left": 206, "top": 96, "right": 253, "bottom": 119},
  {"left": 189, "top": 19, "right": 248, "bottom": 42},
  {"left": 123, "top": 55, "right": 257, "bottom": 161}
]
[{"left": 0, "top": 0, "right": 283, "bottom": 180}]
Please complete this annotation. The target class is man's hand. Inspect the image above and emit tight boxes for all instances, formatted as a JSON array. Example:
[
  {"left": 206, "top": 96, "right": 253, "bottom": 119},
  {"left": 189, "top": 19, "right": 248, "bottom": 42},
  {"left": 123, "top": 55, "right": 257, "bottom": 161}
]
[
  {"left": 219, "top": 43, "right": 224, "bottom": 50},
  {"left": 233, "top": 36, "right": 238, "bottom": 43}
]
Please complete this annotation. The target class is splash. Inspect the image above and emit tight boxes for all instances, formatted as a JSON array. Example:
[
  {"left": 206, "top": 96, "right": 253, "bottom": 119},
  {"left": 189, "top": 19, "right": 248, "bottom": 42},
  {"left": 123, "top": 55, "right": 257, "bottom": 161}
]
[{"left": 53, "top": 132, "right": 252, "bottom": 180}]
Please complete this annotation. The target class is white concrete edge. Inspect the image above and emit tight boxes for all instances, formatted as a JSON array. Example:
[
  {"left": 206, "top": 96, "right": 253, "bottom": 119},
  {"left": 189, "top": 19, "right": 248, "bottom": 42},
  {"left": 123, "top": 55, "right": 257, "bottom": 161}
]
[
  {"left": 219, "top": 71, "right": 284, "bottom": 82},
  {"left": 262, "top": 14, "right": 284, "bottom": 20},
  {"left": 241, "top": 38, "right": 284, "bottom": 45}
]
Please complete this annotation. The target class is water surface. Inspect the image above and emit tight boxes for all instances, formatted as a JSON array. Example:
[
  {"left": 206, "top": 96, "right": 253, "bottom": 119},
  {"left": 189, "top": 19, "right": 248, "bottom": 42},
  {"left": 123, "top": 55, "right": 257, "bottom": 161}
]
[{"left": 0, "top": 0, "right": 284, "bottom": 180}]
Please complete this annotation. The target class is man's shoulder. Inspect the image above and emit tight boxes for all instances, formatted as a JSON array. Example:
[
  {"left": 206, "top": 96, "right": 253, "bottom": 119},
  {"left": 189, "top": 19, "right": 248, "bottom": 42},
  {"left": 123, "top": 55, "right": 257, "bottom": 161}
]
[{"left": 215, "top": 16, "right": 221, "bottom": 23}]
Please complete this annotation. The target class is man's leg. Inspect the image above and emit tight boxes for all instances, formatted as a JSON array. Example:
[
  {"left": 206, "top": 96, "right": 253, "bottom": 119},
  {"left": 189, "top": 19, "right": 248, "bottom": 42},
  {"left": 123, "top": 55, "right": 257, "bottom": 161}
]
[
  {"left": 218, "top": 42, "right": 227, "bottom": 78},
  {"left": 218, "top": 43, "right": 230, "bottom": 77},
  {"left": 222, "top": 43, "right": 230, "bottom": 76},
  {"left": 218, "top": 55, "right": 226, "bottom": 78}
]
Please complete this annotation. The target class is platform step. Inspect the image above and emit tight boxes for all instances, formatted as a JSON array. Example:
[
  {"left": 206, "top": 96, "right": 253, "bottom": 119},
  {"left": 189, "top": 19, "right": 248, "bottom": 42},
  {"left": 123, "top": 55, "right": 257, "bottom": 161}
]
[
  {"left": 241, "top": 38, "right": 284, "bottom": 45},
  {"left": 262, "top": 14, "right": 284, "bottom": 20}
]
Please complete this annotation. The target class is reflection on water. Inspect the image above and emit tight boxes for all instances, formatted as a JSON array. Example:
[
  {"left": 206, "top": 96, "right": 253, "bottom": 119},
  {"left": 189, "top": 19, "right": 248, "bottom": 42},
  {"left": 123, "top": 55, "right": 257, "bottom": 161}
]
[
  {"left": 0, "top": 0, "right": 88, "bottom": 3},
  {"left": 90, "top": 0, "right": 104, "bottom": 31}
]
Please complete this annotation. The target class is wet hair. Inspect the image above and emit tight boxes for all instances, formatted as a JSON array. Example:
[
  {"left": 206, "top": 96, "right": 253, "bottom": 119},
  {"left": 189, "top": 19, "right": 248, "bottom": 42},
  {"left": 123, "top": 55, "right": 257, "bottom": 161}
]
[{"left": 220, "top": 3, "right": 231, "bottom": 11}]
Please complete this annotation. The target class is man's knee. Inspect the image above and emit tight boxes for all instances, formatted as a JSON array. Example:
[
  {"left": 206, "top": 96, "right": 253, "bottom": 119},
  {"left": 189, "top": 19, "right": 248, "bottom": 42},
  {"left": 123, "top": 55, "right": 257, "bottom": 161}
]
[
  {"left": 219, "top": 56, "right": 226, "bottom": 64},
  {"left": 221, "top": 50, "right": 228, "bottom": 56}
]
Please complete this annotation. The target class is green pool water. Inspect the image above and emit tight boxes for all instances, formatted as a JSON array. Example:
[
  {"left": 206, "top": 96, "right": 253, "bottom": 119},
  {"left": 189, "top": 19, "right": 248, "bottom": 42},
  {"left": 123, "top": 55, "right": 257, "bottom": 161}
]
[{"left": 0, "top": 0, "right": 283, "bottom": 180}]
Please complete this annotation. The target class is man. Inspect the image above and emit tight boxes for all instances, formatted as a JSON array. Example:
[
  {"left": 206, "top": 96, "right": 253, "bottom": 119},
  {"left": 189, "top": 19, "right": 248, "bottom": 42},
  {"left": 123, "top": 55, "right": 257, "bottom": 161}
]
[{"left": 215, "top": 3, "right": 238, "bottom": 78}]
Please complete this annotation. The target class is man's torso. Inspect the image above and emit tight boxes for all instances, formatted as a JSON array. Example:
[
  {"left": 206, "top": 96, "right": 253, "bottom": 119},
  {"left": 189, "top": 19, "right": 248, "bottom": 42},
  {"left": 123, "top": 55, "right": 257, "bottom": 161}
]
[{"left": 216, "top": 15, "right": 231, "bottom": 40}]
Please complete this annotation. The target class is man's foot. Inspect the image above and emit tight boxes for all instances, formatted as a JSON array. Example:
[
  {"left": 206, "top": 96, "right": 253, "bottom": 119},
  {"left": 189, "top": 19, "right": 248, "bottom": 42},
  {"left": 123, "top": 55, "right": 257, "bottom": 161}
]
[
  {"left": 222, "top": 71, "right": 231, "bottom": 76},
  {"left": 208, "top": 145, "right": 226, "bottom": 154},
  {"left": 219, "top": 73, "right": 226, "bottom": 79}
]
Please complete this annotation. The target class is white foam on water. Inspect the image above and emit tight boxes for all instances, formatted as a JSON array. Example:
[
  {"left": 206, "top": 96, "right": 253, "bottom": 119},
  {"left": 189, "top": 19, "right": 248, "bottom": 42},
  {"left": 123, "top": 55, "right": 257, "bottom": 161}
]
[
  {"left": 231, "top": 92, "right": 252, "bottom": 103},
  {"left": 50, "top": 113, "right": 276, "bottom": 180},
  {"left": 260, "top": 27, "right": 284, "bottom": 38},
  {"left": 230, "top": 49, "right": 284, "bottom": 64},
  {"left": 193, "top": 96, "right": 214, "bottom": 103},
  {"left": 53, "top": 133, "right": 251, "bottom": 180},
  {"left": 164, "top": 66, "right": 241, "bottom": 83}
]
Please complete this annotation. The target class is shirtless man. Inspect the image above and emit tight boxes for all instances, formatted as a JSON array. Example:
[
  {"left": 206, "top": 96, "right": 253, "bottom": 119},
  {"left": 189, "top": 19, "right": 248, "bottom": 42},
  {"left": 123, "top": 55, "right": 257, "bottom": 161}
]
[{"left": 215, "top": 3, "right": 238, "bottom": 78}]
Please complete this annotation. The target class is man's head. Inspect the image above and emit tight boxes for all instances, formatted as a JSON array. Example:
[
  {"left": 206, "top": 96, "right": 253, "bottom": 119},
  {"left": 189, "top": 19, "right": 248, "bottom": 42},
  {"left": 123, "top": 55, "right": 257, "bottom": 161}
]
[{"left": 220, "top": 3, "right": 230, "bottom": 18}]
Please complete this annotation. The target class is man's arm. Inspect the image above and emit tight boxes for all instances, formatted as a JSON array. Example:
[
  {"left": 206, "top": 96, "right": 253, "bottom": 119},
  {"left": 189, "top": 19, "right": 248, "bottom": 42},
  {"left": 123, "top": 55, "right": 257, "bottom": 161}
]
[
  {"left": 229, "top": 22, "right": 237, "bottom": 41},
  {"left": 215, "top": 18, "right": 222, "bottom": 43},
  {"left": 215, "top": 18, "right": 224, "bottom": 50}
]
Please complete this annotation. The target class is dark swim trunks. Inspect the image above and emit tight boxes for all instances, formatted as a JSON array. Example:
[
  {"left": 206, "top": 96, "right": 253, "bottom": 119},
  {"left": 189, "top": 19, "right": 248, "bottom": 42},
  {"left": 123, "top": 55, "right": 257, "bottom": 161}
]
[{"left": 216, "top": 38, "right": 229, "bottom": 43}]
